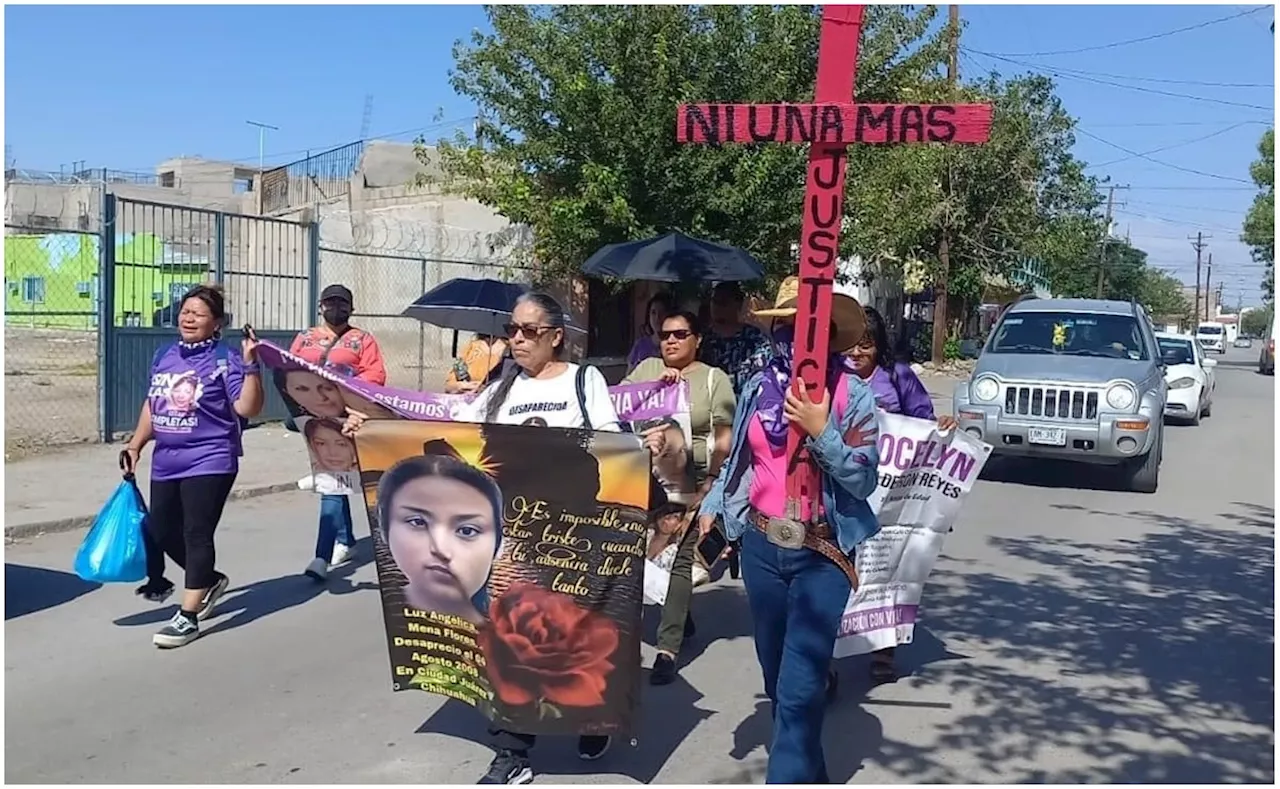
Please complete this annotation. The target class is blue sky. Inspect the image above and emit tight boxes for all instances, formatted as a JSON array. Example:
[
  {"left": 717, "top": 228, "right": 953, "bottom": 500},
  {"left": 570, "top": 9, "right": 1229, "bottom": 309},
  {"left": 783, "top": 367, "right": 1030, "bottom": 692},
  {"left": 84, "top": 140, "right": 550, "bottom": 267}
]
[{"left": 5, "top": 4, "right": 1274, "bottom": 306}]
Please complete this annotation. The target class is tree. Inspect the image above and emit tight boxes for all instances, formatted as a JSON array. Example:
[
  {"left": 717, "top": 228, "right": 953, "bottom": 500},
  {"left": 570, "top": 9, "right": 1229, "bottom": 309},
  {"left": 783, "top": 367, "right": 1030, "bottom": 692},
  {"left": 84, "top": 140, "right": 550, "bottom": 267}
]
[
  {"left": 1241, "top": 128, "right": 1274, "bottom": 302},
  {"left": 427, "top": 5, "right": 949, "bottom": 286},
  {"left": 1240, "top": 304, "right": 1273, "bottom": 337},
  {"left": 844, "top": 72, "right": 1104, "bottom": 353},
  {"left": 1138, "top": 268, "right": 1192, "bottom": 325}
]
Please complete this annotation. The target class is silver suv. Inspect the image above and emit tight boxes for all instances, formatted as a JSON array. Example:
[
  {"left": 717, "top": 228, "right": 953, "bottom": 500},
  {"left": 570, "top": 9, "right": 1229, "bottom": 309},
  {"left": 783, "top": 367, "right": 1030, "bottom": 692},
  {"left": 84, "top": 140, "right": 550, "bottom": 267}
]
[{"left": 953, "top": 297, "right": 1166, "bottom": 493}]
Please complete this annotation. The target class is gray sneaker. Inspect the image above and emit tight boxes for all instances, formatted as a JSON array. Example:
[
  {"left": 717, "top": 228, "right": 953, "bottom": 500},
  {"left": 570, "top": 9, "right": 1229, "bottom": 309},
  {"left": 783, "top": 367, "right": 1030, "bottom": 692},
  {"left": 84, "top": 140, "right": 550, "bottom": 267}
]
[
  {"left": 197, "top": 573, "right": 229, "bottom": 621},
  {"left": 153, "top": 611, "right": 200, "bottom": 649}
]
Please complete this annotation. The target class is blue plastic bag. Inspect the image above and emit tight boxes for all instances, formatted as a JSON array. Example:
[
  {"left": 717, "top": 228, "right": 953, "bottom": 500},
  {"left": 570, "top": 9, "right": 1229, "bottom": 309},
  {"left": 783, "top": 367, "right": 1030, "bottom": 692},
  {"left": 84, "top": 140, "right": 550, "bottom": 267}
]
[{"left": 74, "top": 478, "right": 149, "bottom": 584}]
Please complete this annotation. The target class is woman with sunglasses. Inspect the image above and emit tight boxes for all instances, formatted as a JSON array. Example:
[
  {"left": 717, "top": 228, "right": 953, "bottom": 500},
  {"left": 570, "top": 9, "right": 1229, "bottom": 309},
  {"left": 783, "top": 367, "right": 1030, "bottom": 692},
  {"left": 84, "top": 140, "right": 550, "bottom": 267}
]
[
  {"left": 348, "top": 291, "right": 622, "bottom": 784},
  {"left": 623, "top": 310, "right": 735, "bottom": 686}
]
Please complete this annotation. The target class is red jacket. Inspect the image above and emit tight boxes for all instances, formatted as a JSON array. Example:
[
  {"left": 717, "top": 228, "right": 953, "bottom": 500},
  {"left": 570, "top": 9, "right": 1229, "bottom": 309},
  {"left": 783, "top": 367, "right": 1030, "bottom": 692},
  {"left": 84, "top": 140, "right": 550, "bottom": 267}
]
[{"left": 290, "top": 325, "right": 387, "bottom": 385}]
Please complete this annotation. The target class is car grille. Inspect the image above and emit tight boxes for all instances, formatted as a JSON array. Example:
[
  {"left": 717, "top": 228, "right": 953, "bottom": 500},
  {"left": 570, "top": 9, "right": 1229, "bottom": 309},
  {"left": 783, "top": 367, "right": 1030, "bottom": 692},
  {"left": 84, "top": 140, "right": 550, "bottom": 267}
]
[{"left": 1004, "top": 385, "right": 1099, "bottom": 420}]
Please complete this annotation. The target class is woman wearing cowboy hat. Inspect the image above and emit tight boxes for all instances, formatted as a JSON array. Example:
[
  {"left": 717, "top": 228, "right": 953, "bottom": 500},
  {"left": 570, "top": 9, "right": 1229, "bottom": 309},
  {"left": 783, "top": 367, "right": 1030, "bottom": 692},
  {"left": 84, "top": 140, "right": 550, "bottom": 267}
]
[{"left": 696, "top": 276, "right": 881, "bottom": 784}]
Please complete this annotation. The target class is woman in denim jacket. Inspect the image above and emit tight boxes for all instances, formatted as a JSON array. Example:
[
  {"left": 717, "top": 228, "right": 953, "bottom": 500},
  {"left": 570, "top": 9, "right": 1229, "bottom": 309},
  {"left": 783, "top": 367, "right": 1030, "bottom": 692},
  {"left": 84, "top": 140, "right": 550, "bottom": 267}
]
[{"left": 697, "top": 278, "right": 880, "bottom": 784}]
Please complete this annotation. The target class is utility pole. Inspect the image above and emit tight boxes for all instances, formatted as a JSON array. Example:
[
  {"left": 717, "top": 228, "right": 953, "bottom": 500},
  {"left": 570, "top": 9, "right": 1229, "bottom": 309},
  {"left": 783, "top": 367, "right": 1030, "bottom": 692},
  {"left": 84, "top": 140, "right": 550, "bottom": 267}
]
[
  {"left": 1204, "top": 253, "right": 1213, "bottom": 320},
  {"left": 1215, "top": 281, "right": 1224, "bottom": 319},
  {"left": 1096, "top": 185, "right": 1127, "bottom": 298},
  {"left": 245, "top": 120, "right": 280, "bottom": 172},
  {"left": 931, "top": 4, "right": 961, "bottom": 363},
  {"left": 1190, "top": 232, "right": 1210, "bottom": 323}
]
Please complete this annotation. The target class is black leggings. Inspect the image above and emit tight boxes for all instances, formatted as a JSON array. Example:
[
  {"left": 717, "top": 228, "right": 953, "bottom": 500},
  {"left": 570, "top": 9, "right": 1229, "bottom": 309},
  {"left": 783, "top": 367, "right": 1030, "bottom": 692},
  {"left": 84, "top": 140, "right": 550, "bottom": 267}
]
[{"left": 145, "top": 473, "right": 236, "bottom": 590}]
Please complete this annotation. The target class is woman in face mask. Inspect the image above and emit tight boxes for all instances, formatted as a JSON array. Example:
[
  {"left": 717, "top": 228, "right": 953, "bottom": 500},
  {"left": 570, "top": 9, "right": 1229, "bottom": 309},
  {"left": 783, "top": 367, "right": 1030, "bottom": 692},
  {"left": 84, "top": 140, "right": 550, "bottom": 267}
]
[
  {"left": 696, "top": 277, "right": 881, "bottom": 785},
  {"left": 288, "top": 283, "right": 389, "bottom": 582}
]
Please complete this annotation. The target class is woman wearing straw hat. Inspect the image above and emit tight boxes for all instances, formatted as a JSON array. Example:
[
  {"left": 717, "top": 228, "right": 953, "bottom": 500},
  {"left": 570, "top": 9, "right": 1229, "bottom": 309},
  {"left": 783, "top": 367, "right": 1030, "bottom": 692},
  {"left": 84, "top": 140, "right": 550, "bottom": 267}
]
[{"left": 696, "top": 276, "right": 881, "bottom": 784}]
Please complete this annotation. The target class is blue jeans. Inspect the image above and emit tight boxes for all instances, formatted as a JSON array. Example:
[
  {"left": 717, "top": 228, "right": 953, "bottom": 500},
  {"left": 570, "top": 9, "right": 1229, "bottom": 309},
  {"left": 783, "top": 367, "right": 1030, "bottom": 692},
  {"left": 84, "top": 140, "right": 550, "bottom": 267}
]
[
  {"left": 316, "top": 494, "right": 355, "bottom": 563},
  {"left": 740, "top": 527, "right": 851, "bottom": 784}
]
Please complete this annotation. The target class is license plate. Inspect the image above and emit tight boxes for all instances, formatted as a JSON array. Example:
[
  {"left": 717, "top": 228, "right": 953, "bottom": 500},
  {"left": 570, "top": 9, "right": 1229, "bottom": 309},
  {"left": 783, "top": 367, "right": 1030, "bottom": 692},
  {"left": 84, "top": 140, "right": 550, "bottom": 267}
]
[{"left": 1028, "top": 427, "right": 1067, "bottom": 446}]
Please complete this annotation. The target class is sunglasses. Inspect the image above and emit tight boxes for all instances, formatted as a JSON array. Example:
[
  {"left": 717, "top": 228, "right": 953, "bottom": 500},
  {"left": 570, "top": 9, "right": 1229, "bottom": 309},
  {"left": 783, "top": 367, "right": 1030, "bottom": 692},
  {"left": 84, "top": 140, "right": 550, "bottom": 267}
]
[
  {"left": 503, "top": 322, "right": 556, "bottom": 340},
  {"left": 658, "top": 329, "right": 695, "bottom": 341}
]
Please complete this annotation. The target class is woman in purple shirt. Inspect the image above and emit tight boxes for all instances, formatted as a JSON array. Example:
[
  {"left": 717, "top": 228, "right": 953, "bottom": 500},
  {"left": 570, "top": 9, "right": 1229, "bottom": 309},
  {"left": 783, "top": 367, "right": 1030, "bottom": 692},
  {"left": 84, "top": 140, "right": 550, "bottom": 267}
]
[
  {"left": 123, "top": 284, "right": 264, "bottom": 649},
  {"left": 626, "top": 291, "right": 676, "bottom": 372},
  {"left": 845, "top": 307, "right": 955, "bottom": 681}
]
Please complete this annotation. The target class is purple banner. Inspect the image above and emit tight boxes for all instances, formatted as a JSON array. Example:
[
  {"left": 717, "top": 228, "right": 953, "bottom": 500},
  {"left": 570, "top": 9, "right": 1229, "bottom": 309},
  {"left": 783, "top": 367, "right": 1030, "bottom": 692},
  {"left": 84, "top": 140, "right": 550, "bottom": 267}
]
[
  {"left": 838, "top": 604, "right": 918, "bottom": 637},
  {"left": 257, "top": 341, "right": 689, "bottom": 424}
]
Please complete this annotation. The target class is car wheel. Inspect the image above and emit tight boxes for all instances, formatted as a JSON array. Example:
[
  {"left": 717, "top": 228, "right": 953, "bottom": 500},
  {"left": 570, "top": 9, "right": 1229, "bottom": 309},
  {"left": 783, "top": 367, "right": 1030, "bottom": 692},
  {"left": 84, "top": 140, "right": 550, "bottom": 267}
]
[
  {"left": 1188, "top": 407, "right": 1201, "bottom": 426},
  {"left": 1126, "top": 431, "right": 1161, "bottom": 494},
  {"left": 1201, "top": 400, "right": 1211, "bottom": 418}
]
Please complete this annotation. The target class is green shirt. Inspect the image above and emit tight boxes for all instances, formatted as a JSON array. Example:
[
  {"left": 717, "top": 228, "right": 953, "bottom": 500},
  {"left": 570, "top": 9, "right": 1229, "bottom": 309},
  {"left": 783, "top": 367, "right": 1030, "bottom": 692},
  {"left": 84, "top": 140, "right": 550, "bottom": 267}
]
[{"left": 624, "top": 358, "right": 736, "bottom": 478}]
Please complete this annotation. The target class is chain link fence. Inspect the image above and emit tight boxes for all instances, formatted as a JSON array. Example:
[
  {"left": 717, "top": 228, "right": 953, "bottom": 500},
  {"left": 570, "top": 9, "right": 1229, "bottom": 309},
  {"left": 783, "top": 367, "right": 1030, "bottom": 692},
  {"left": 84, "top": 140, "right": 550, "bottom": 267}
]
[
  {"left": 4, "top": 226, "right": 103, "bottom": 452},
  {"left": 317, "top": 205, "right": 533, "bottom": 392}
]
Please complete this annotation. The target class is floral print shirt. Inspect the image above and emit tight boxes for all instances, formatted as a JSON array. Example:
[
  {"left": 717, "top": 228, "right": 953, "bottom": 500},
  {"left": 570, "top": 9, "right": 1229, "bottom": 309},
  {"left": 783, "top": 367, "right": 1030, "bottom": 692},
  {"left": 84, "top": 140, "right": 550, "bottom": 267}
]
[{"left": 699, "top": 324, "right": 773, "bottom": 397}]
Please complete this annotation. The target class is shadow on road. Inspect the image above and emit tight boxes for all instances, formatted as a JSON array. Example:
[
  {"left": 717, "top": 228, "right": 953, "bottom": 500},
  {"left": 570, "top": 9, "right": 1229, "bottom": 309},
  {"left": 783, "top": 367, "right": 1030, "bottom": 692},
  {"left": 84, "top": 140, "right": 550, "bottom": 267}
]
[
  {"left": 111, "top": 538, "right": 377, "bottom": 634},
  {"left": 893, "top": 502, "right": 1275, "bottom": 782},
  {"left": 5, "top": 563, "right": 101, "bottom": 620},
  {"left": 640, "top": 584, "right": 755, "bottom": 668},
  {"left": 979, "top": 456, "right": 1134, "bottom": 493}
]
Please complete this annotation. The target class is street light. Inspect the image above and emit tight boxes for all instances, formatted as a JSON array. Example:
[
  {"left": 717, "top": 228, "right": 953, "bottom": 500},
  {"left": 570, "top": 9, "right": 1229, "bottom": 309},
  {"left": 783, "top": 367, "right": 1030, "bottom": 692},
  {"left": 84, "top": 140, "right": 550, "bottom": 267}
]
[{"left": 245, "top": 120, "right": 279, "bottom": 172}]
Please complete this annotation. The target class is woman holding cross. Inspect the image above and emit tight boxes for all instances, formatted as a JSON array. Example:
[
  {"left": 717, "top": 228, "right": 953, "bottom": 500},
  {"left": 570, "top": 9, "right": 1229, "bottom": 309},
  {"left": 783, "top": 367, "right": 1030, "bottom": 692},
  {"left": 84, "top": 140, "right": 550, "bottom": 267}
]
[{"left": 697, "top": 277, "right": 880, "bottom": 784}]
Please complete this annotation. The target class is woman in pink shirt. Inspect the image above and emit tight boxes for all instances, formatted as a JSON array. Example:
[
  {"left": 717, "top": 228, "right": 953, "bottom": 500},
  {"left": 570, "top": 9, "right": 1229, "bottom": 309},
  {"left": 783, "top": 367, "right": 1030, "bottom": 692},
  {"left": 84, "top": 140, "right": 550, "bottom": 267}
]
[{"left": 697, "top": 278, "right": 881, "bottom": 784}]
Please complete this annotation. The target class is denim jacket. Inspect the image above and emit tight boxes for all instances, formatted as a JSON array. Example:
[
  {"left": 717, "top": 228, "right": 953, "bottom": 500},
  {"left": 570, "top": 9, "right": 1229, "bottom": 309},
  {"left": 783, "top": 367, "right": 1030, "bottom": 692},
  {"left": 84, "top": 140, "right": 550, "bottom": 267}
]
[{"left": 697, "top": 370, "right": 881, "bottom": 555}]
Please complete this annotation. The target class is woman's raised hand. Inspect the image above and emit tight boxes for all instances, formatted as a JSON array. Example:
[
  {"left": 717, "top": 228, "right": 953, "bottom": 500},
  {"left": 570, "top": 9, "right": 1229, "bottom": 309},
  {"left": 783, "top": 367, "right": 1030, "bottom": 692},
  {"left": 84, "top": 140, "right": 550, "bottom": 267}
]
[
  {"left": 937, "top": 415, "right": 958, "bottom": 432},
  {"left": 341, "top": 408, "right": 369, "bottom": 437},
  {"left": 660, "top": 367, "right": 683, "bottom": 384},
  {"left": 640, "top": 424, "right": 668, "bottom": 456}
]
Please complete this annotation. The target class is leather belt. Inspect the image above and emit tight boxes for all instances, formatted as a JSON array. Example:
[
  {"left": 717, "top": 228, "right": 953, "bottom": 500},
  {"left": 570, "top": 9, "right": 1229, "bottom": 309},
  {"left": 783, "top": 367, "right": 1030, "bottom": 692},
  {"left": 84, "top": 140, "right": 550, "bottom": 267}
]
[{"left": 751, "top": 512, "right": 859, "bottom": 591}]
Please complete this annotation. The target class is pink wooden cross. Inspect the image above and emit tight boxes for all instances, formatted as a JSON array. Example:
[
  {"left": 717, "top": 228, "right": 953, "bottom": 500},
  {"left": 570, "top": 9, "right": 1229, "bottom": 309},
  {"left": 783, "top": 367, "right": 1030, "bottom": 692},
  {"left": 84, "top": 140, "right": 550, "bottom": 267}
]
[{"left": 677, "top": 5, "right": 992, "bottom": 513}]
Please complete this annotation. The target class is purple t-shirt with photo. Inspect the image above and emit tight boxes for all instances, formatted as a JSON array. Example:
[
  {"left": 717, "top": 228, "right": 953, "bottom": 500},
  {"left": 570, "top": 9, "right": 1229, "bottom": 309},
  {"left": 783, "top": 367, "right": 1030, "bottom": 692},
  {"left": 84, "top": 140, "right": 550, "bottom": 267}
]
[{"left": 148, "top": 339, "right": 245, "bottom": 481}]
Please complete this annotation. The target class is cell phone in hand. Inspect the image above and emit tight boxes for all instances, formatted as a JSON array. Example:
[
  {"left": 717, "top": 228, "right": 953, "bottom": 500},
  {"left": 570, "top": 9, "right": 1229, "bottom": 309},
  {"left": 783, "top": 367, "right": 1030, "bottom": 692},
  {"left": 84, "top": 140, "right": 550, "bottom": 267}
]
[{"left": 696, "top": 523, "right": 729, "bottom": 568}]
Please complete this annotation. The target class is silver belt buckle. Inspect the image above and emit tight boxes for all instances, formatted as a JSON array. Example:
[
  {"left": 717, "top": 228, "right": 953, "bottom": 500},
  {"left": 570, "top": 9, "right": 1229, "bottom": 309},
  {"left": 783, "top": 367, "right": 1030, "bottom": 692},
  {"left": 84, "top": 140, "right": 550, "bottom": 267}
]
[{"left": 765, "top": 517, "right": 806, "bottom": 550}]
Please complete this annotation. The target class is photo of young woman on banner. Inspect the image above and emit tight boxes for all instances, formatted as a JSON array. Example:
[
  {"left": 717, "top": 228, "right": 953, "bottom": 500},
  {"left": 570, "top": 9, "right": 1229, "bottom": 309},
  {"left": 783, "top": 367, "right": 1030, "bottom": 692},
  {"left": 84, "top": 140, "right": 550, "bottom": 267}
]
[{"left": 354, "top": 419, "right": 651, "bottom": 737}]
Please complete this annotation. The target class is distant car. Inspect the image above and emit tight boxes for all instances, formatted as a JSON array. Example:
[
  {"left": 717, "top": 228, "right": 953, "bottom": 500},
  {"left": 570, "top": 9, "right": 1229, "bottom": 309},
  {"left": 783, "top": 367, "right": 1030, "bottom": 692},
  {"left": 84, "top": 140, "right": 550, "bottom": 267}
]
[
  {"left": 1195, "top": 321, "right": 1227, "bottom": 354},
  {"left": 954, "top": 296, "right": 1166, "bottom": 493},
  {"left": 1156, "top": 332, "right": 1215, "bottom": 426},
  {"left": 1234, "top": 337, "right": 1253, "bottom": 348}
]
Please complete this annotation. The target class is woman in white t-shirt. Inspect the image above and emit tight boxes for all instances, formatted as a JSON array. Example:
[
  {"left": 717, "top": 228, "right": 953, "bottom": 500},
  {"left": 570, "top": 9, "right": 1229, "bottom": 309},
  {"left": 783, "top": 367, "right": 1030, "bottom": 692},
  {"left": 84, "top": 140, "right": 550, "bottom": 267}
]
[
  {"left": 342, "top": 291, "right": 626, "bottom": 785},
  {"left": 466, "top": 291, "right": 621, "bottom": 433}
]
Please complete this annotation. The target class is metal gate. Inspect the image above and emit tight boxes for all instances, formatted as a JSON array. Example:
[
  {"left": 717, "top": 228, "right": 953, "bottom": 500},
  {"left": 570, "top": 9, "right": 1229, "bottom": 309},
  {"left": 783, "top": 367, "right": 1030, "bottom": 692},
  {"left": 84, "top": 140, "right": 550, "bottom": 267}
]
[{"left": 99, "top": 194, "right": 318, "bottom": 439}]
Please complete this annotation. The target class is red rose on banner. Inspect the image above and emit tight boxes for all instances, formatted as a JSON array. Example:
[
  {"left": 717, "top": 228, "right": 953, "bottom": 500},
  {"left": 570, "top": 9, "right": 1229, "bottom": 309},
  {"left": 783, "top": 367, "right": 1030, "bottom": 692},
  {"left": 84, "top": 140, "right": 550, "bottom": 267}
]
[{"left": 480, "top": 583, "right": 620, "bottom": 709}]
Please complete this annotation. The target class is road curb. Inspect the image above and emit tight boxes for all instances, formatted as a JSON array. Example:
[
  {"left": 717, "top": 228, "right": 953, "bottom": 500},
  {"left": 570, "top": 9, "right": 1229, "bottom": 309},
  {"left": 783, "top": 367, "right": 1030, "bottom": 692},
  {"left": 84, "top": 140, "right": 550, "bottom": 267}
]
[{"left": 4, "top": 481, "right": 300, "bottom": 541}]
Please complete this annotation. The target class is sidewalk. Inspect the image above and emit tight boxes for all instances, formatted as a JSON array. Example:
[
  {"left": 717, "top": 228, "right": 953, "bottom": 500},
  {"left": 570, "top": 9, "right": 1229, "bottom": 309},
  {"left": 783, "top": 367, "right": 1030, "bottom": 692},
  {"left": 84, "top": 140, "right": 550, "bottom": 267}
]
[
  {"left": 4, "top": 424, "right": 310, "bottom": 539},
  {"left": 4, "top": 376, "right": 965, "bottom": 540}
]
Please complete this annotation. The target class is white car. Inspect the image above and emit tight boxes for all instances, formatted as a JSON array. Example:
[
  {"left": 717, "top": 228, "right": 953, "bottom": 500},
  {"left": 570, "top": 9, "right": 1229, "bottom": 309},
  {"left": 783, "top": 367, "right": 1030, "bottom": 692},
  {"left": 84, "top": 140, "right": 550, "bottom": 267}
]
[
  {"left": 1196, "top": 321, "right": 1227, "bottom": 354},
  {"left": 1156, "top": 332, "right": 1216, "bottom": 425}
]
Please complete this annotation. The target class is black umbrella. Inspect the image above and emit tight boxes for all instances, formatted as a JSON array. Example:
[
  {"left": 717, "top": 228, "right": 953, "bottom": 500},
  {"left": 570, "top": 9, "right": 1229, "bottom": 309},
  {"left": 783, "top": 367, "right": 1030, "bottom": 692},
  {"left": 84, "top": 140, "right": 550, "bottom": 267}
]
[
  {"left": 402, "top": 277, "right": 530, "bottom": 338},
  {"left": 581, "top": 231, "right": 764, "bottom": 282}
]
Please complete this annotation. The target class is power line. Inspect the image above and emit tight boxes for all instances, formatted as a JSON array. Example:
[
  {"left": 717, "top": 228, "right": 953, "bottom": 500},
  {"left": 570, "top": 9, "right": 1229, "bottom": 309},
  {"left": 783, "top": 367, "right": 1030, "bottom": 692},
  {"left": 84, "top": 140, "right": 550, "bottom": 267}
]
[
  {"left": 1085, "top": 122, "right": 1255, "bottom": 169},
  {"left": 965, "top": 48, "right": 1274, "bottom": 112},
  {"left": 980, "top": 7, "right": 1267, "bottom": 57},
  {"left": 1078, "top": 128, "right": 1254, "bottom": 185},
  {"left": 1124, "top": 185, "right": 1258, "bottom": 192}
]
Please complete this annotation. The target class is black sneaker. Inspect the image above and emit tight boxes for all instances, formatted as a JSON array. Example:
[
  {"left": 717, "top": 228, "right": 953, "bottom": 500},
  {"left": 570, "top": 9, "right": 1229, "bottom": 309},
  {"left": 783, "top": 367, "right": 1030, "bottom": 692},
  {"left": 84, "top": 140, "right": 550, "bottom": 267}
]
[
  {"left": 197, "top": 572, "right": 229, "bottom": 621},
  {"left": 577, "top": 735, "right": 611, "bottom": 761},
  {"left": 478, "top": 750, "right": 533, "bottom": 785},
  {"left": 650, "top": 653, "right": 677, "bottom": 686},
  {"left": 135, "top": 578, "right": 174, "bottom": 604},
  {"left": 153, "top": 610, "right": 200, "bottom": 649}
]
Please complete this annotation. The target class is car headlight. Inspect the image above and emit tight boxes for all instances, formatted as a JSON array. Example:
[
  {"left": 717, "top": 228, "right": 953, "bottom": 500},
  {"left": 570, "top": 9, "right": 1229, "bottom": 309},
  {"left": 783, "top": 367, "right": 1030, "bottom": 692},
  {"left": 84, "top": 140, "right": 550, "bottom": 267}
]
[
  {"left": 1105, "top": 383, "right": 1137, "bottom": 410},
  {"left": 971, "top": 376, "right": 999, "bottom": 402},
  {"left": 1168, "top": 377, "right": 1196, "bottom": 390}
]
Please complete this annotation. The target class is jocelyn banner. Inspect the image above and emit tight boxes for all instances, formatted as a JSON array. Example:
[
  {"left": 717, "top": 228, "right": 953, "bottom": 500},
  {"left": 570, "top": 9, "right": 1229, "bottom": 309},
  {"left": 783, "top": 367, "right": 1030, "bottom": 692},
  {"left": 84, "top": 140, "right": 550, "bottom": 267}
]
[
  {"left": 832, "top": 412, "right": 993, "bottom": 658},
  {"left": 256, "top": 341, "right": 691, "bottom": 494},
  {"left": 354, "top": 418, "right": 650, "bottom": 736}
]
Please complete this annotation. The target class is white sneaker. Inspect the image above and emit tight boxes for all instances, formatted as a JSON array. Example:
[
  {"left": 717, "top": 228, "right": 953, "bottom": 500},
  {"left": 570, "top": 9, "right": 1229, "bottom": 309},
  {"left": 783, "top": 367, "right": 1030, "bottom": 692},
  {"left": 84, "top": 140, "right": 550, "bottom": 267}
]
[
  {"left": 331, "top": 543, "right": 353, "bottom": 566},
  {"left": 304, "top": 557, "right": 328, "bottom": 581}
]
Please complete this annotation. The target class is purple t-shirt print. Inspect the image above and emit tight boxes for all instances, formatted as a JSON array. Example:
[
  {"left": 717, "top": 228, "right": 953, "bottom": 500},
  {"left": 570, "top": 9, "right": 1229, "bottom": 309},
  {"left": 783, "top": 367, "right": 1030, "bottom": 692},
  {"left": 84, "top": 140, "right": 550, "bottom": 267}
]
[{"left": 148, "top": 338, "right": 245, "bottom": 481}]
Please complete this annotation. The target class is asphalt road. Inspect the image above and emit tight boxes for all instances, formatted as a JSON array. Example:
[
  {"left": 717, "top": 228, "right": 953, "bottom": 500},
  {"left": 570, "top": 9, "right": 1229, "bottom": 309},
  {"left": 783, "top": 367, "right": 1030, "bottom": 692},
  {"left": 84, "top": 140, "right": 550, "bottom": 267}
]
[{"left": 6, "top": 347, "right": 1274, "bottom": 784}]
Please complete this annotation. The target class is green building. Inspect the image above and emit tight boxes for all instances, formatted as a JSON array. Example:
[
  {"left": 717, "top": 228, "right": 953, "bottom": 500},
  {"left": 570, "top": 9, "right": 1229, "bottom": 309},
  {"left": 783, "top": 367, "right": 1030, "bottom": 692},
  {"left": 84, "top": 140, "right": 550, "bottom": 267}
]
[{"left": 4, "top": 232, "right": 210, "bottom": 329}]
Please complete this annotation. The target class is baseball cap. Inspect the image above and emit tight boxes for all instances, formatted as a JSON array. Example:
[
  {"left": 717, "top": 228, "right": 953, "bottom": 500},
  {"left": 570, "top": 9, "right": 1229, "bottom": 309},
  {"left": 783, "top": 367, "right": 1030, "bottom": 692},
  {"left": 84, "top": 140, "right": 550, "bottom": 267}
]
[{"left": 319, "top": 284, "right": 353, "bottom": 304}]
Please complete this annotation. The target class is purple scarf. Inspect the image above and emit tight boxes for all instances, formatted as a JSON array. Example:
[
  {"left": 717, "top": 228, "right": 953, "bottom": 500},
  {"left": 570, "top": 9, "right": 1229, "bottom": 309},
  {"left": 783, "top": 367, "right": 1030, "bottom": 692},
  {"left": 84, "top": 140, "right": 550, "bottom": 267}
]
[{"left": 756, "top": 325, "right": 851, "bottom": 449}]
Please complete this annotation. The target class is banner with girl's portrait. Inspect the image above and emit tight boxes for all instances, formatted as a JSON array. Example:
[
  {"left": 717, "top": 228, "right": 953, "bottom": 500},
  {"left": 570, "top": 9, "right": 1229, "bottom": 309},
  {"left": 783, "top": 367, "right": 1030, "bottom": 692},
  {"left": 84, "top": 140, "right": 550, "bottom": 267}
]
[{"left": 255, "top": 341, "right": 670, "bottom": 734}]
